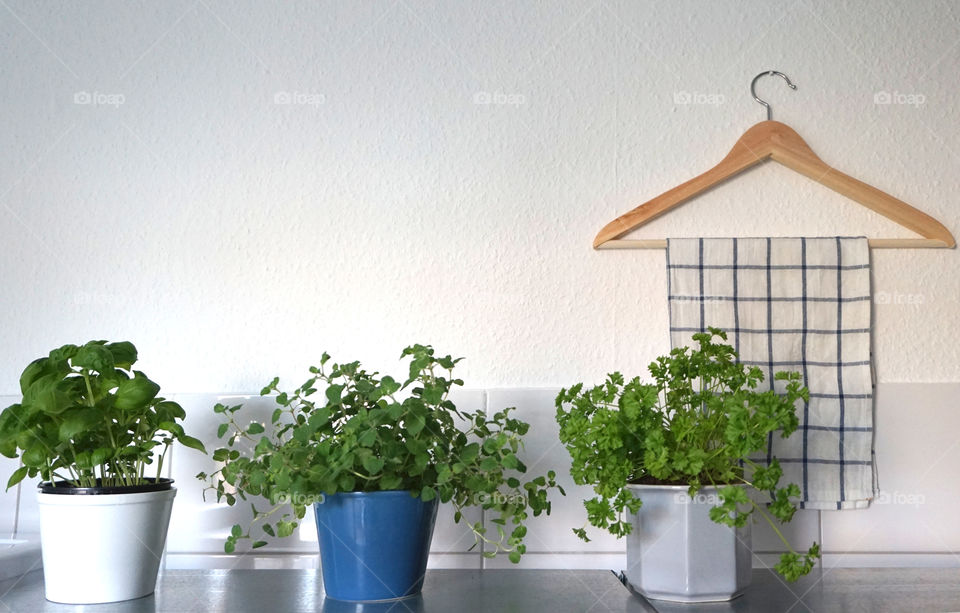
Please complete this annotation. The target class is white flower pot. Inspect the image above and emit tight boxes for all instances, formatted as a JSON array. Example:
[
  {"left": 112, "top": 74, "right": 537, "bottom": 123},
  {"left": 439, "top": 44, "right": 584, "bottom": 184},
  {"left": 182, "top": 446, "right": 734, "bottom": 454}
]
[
  {"left": 37, "top": 480, "right": 176, "bottom": 604},
  {"left": 624, "top": 484, "right": 752, "bottom": 603}
]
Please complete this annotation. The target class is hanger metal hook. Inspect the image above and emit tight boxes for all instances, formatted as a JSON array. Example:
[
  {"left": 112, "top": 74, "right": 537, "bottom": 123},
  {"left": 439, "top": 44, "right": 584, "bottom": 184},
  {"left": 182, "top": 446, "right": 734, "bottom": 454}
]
[{"left": 750, "top": 70, "right": 797, "bottom": 121}]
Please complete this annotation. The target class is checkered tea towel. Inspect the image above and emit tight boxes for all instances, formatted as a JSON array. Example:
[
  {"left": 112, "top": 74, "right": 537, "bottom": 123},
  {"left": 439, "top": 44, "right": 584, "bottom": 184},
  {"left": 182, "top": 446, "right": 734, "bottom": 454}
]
[{"left": 667, "top": 237, "right": 877, "bottom": 510}]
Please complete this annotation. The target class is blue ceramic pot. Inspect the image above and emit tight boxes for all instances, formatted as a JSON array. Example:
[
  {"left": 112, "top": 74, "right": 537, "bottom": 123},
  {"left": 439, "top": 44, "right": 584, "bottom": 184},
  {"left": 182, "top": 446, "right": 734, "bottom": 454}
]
[{"left": 314, "top": 490, "right": 439, "bottom": 602}]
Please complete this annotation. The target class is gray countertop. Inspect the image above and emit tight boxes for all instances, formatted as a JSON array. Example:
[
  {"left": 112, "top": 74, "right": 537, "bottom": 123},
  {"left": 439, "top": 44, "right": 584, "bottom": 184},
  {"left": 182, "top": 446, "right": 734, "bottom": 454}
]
[{"left": 1, "top": 568, "right": 959, "bottom": 612}]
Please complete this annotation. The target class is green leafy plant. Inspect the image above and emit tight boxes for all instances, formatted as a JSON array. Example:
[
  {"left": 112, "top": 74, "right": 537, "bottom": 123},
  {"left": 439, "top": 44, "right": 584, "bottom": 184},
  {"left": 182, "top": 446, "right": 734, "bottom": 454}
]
[
  {"left": 201, "top": 344, "right": 562, "bottom": 561},
  {"left": 555, "top": 328, "right": 820, "bottom": 581},
  {"left": 0, "top": 341, "right": 206, "bottom": 490}
]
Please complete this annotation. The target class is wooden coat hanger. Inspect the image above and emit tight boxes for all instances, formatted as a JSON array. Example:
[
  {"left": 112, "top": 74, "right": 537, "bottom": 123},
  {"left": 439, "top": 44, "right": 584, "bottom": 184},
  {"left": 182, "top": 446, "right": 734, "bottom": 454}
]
[{"left": 594, "top": 71, "right": 955, "bottom": 250}]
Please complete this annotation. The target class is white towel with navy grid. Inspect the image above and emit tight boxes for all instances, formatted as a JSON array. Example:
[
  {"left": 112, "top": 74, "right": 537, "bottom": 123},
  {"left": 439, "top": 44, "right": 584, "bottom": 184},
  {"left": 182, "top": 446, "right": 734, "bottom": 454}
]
[{"left": 666, "top": 237, "right": 876, "bottom": 510}]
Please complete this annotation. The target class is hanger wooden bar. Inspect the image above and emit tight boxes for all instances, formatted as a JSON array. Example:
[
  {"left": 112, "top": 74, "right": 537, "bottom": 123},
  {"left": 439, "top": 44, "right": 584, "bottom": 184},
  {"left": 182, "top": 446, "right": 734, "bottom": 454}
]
[
  {"left": 593, "top": 120, "right": 955, "bottom": 250},
  {"left": 597, "top": 238, "right": 952, "bottom": 250}
]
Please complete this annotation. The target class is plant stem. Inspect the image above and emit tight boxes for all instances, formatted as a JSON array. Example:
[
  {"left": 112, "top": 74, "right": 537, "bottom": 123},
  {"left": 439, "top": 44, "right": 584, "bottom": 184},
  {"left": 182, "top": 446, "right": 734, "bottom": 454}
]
[
  {"left": 81, "top": 371, "right": 96, "bottom": 407},
  {"left": 747, "top": 496, "right": 797, "bottom": 554}
]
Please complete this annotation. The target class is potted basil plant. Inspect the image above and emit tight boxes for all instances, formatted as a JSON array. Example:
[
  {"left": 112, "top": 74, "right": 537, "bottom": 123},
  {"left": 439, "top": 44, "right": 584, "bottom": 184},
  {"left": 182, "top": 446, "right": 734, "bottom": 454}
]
[
  {"left": 201, "top": 344, "right": 562, "bottom": 602},
  {"left": 0, "top": 341, "right": 206, "bottom": 604},
  {"left": 556, "top": 329, "right": 821, "bottom": 603}
]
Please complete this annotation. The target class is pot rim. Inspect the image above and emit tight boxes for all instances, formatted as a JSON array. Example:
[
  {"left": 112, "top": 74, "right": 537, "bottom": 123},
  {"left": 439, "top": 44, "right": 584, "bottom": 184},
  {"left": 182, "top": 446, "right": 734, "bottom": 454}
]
[
  {"left": 38, "top": 477, "right": 174, "bottom": 496},
  {"left": 320, "top": 489, "right": 421, "bottom": 499},
  {"left": 624, "top": 482, "right": 746, "bottom": 491}
]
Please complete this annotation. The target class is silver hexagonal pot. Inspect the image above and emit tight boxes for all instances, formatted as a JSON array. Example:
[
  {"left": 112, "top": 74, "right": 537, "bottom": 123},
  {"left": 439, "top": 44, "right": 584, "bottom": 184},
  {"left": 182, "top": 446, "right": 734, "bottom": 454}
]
[{"left": 624, "top": 484, "right": 752, "bottom": 603}]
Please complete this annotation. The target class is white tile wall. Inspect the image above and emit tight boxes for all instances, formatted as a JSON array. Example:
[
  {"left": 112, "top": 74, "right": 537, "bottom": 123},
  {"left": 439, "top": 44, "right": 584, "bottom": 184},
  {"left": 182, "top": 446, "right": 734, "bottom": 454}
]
[
  {"left": 168, "top": 393, "right": 311, "bottom": 554},
  {"left": 1, "top": 384, "right": 958, "bottom": 569},
  {"left": 0, "top": 395, "right": 26, "bottom": 539},
  {"left": 14, "top": 474, "right": 40, "bottom": 536},
  {"left": 821, "top": 384, "right": 960, "bottom": 559},
  {"left": 417, "top": 390, "right": 485, "bottom": 562},
  {"left": 0, "top": 456, "right": 20, "bottom": 539},
  {"left": 484, "top": 389, "right": 625, "bottom": 559}
]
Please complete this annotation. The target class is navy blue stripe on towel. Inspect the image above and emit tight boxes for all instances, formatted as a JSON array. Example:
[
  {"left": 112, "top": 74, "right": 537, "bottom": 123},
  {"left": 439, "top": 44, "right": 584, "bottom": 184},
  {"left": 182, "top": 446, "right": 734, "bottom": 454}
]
[
  {"left": 836, "top": 238, "right": 846, "bottom": 503},
  {"left": 801, "top": 238, "right": 810, "bottom": 501},
  {"left": 732, "top": 238, "right": 740, "bottom": 356},
  {"left": 766, "top": 238, "right": 774, "bottom": 466},
  {"left": 698, "top": 238, "right": 705, "bottom": 333}
]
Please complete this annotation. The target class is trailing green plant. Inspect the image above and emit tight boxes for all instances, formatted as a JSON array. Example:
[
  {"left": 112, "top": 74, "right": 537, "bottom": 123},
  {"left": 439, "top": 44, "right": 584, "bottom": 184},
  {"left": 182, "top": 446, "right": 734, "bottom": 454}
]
[
  {"left": 0, "top": 340, "right": 206, "bottom": 489},
  {"left": 555, "top": 328, "right": 820, "bottom": 581},
  {"left": 201, "top": 344, "right": 562, "bottom": 561}
]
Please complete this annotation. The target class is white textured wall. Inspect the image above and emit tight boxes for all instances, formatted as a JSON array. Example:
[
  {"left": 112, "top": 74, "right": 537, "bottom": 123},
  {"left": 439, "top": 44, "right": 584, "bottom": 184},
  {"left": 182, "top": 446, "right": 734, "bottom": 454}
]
[{"left": 1, "top": 1, "right": 958, "bottom": 391}]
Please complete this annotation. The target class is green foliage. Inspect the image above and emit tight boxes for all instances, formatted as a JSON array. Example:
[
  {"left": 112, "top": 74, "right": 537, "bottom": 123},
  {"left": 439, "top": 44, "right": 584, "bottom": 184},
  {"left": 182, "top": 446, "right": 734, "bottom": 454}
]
[
  {"left": 202, "top": 344, "right": 562, "bottom": 561},
  {"left": 0, "top": 341, "right": 207, "bottom": 489},
  {"left": 555, "top": 328, "right": 819, "bottom": 581}
]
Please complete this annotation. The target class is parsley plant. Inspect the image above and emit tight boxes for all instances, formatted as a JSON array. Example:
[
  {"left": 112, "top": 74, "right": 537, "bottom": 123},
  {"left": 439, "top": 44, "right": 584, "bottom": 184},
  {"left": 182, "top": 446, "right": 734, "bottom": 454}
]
[{"left": 555, "top": 328, "right": 820, "bottom": 581}]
